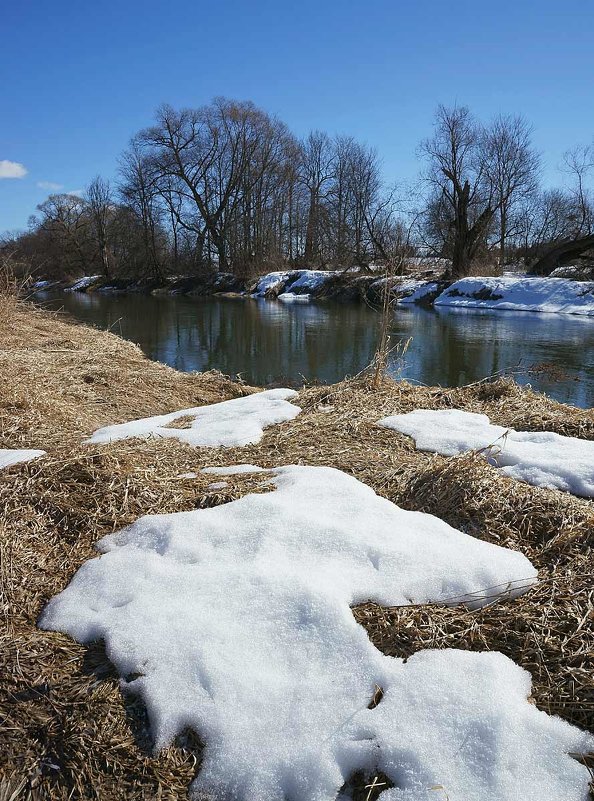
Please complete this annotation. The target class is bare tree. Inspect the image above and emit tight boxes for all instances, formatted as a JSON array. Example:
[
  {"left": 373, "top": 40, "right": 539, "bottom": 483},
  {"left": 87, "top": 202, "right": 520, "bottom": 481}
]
[
  {"left": 562, "top": 144, "right": 593, "bottom": 237},
  {"left": 34, "top": 193, "right": 92, "bottom": 275},
  {"left": 299, "top": 131, "right": 335, "bottom": 266},
  {"left": 86, "top": 176, "right": 113, "bottom": 278},
  {"left": 483, "top": 114, "right": 540, "bottom": 267},
  {"left": 421, "top": 105, "right": 495, "bottom": 278},
  {"left": 119, "top": 145, "right": 165, "bottom": 279}
]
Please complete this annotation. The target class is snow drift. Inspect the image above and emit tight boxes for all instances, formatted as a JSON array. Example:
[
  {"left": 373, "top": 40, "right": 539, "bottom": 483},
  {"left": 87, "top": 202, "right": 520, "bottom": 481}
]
[
  {"left": 85, "top": 388, "right": 301, "bottom": 448},
  {"left": 432, "top": 276, "right": 594, "bottom": 316},
  {"left": 252, "top": 269, "right": 338, "bottom": 298},
  {"left": 378, "top": 408, "right": 594, "bottom": 497},
  {"left": 40, "top": 464, "right": 593, "bottom": 800}
]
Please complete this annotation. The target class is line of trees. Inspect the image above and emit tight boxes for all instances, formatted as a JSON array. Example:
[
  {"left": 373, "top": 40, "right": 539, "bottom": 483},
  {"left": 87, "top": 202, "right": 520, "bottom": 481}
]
[{"left": 4, "top": 99, "right": 593, "bottom": 281}]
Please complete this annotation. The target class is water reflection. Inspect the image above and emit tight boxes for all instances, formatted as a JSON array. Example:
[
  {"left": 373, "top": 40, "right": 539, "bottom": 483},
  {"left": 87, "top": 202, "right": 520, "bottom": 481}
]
[{"left": 35, "top": 292, "right": 594, "bottom": 407}]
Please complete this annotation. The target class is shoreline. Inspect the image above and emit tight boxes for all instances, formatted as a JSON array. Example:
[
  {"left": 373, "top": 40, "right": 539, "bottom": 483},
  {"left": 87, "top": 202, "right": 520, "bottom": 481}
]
[{"left": 32, "top": 270, "right": 594, "bottom": 317}]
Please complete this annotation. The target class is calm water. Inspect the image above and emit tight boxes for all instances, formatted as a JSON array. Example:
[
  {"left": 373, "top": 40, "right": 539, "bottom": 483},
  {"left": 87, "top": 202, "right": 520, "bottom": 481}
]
[{"left": 35, "top": 291, "right": 594, "bottom": 407}]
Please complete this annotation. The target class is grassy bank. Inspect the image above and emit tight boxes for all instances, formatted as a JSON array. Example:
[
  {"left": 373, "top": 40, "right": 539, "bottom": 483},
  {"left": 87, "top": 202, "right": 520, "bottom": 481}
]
[{"left": 1, "top": 300, "right": 593, "bottom": 800}]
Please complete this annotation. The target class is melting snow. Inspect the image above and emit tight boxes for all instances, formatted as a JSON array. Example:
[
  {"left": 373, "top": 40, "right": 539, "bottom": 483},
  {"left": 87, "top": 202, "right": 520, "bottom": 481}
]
[
  {"left": 398, "top": 281, "right": 440, "bottom": 304},
  {"left": 278, "top": 291, "right": 311, "bottom": 302},
  {"left": 65, "top": 275, "right": 101, "bottom": 292},
  {"left": 39, "top": 465, "right": 593, "bottom": 801},
  {"left": 434, "top": 276, "right": 594, "bottom": 316},
  {"left": 0, "top": 449, "right": 46, "bottom": 469},
  {"left": 207, "top": 481, "right": 229, "bottom": 490},
  {"left": 253, "top": 270, "right": 337, "bottom": 301},
  {"left": 378, "top": 409, "right": 594, "bottom": 497},
  {"left": 253, "top": 271, "right": 293, "bottom": 296},
  {"left": 201, "top": 464, "right": 268, "bottom": 475},
  {"left": 85, "top": 389, "right": 300, "bottom": 448}
]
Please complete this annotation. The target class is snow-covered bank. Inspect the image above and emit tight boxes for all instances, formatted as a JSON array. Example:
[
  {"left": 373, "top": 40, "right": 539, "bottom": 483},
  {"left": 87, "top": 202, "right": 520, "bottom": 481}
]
[
  {"left": 431, "top": 276, "right": 594, "bottom": 315},
  {"left": 40, "top": 464, "right": 594, "bottom": 801},
  {"left": 252, "top": 268, "right": 339, "bottom": 298},
  {"left": 64, "top": 275, "right": 102, "bottom": 293},
  {"left": 379, "top": 409, "right": 594, "bottom": 497},
  {"left": 0, "top": 448, "right": 46, "bottom": 469},
  {"left": 35, "top": 269, "right": 594, "bottom": 315},
  {"left": 86, "top": 388, "right": 300, "bottom": 448}
]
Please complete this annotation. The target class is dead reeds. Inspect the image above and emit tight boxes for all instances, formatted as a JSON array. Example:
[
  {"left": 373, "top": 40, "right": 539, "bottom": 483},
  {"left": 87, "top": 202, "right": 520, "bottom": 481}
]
[{"left": 1, "top": 301, "right": 592, "bottom": 799}]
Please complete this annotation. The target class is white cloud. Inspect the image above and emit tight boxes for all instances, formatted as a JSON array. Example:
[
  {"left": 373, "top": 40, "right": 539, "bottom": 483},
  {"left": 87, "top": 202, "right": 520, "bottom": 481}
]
[
  {"left": 37, "top": 180, "right": 64, "bottom": 191},
  {"left": 0, "top": 160, "right": 28, "bottom": 179},
  {"left": 66, "top": 189, "right": 83, "bottom": 197}
]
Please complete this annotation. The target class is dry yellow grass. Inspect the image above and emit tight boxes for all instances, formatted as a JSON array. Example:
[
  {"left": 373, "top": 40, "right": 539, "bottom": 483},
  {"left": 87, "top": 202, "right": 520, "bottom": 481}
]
[{"left": 1, "top": 298, "right": 593, "bottom": 799}]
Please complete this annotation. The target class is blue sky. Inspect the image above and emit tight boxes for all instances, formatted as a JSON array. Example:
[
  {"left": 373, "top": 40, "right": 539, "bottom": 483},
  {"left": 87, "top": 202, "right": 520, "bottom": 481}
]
[{"left": 1, "top": 0, "right": 593, "bottom": 234}]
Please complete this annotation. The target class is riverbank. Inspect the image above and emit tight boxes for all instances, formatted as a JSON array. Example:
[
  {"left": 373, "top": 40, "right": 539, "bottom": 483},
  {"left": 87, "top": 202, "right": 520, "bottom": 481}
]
[
  {"left": 32, "top": 269, "right": 594, "bottom": 316},
  {"left": 1, "top": 301, "right": 593, "bottom": 799}
]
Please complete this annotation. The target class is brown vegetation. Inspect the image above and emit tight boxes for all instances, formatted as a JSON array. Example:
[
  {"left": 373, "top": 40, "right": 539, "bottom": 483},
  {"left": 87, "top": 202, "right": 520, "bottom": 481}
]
[{"left": 1, "top": 301, "right": 593, "bottom": 799}]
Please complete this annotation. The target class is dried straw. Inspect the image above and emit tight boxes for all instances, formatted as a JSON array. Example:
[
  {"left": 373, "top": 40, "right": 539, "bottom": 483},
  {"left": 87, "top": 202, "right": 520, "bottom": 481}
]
[{"left": 1, "top": 299, "right": 592, "bottom": 799}]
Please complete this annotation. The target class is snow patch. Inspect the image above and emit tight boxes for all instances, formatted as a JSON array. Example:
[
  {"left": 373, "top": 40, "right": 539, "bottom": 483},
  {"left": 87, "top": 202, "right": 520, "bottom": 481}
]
[
  {"left": 253, "top": 271, "right": 293, "bottom": 297},
  {"left": 207, "top": 481, "right": 229, "bottom": 490},
  {"left": 371, "top": 278, "right": 439, "bottom": 303},
  {"left": 252, "top": 270, "right": 337, "bottom": 301},
  {"left": 85, "top": 389, "right": 300, "bottom": 448},
  {"left": 278, "top": 291, "right": 311, "bottom": 302},
  {"left": 434, "top": 276, "right": 594, "bottom": 315},
  {"left": 379, "top": 409, "right": 594, "bottom": 497},
  {"left": 38, "top": 465, "right": 588, "bottom": 801},
  {"left": 398, "top": 281, "right": 440, "bottom": 304},
  {"left": 287, "top": 270, "right": 336, "bottom": 294},
  {"left": 367, "top": 649, "right": 593, "bottom": 801},
  {"left": 0, "top": 449, "right": 46, "bottom": 469},
  {"left": 201, "top": 464, "right": 269, "bottom": 475},
  {"left": 64, "top": 275, "right": 101, "bottom": 292}
]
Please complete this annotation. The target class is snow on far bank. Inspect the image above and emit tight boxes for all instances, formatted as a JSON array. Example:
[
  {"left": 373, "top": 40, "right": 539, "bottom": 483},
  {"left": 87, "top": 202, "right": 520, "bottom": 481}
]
[
  {"left": 253, "top": 271, "right": 293, "bottom": 296},
  {"left": 434, "top": 276, "right": 594, "bottom": 316},
  {"left": 64, "top": 275, "right": 101, "bottom": 292},
  {"left": 39, "top": 464, "right": 591, "bottom": 801},
  {"left": 379, "top": 409, "right": 594, "bottom": 497},
  {"left": 0, "top": 449, "right": 46, "bottom": 469},
  {"left": 278, "top": 291, "right": 311, "bottom": 302},
  {"left": 371, "top": 278, "right": 439, "bottom": 303},
  {"left": 287, "top": 270, "right": 336, "bottom": 293},
  {"left": 31, "top": 279, "right": 58, "bottom": 291},
  {"left": 85, "top": 389, "right": 301, "bottom": 448},
  {"left": 253, "top": 269, "right": 337, "bottom": 298}
]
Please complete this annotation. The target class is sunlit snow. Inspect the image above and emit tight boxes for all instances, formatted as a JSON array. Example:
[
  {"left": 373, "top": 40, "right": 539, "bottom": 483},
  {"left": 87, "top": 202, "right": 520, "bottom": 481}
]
[
  {"left": 38, "top": 465, "right": 593, "bottom": 800},
  {"left": 0, "top": 448, "right": 46, "bottom": 469},
  {"left": 378, "top": 408, "right": 594, "bottom": 497},
  {"left": 85, "top": 389, "right": 300, "bottom": 448},
  {"left": 434, "top": 276, "right": 594, "bottom": 315}
]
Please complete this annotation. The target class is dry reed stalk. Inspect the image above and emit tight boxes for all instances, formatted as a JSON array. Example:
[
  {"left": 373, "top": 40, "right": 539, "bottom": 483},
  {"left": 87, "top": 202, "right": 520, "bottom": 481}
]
[{"left": 0, "top": 301, "right": 592, "bottom": 799}]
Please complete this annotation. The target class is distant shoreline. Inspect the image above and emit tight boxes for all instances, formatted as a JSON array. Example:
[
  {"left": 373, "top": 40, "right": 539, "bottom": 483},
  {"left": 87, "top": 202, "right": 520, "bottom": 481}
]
[{"left": 31, "top": 271, "right": 594, "bottom": 317}]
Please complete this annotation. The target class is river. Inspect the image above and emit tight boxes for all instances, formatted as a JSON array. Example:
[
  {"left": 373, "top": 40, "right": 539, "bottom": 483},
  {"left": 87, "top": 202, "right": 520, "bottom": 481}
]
[{"left": 34, "top": 291, "right": 594, "bottom": 408}]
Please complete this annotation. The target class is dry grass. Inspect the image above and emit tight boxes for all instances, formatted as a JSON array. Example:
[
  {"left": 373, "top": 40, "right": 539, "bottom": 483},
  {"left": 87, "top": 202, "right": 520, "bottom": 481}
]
[{"left": 1, "top": 299, "right": 593, "bottom": 799}]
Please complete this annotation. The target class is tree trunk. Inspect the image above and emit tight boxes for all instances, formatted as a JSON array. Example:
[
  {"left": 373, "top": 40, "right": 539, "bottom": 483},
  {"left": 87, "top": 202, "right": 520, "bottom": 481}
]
[
  {"left": 531, "top": 234, "right": 594, "bottom": 275},
  {"left": 500, "top": 207, "right": 507, "bottom": 270},
  {"left": 304, "top": 190, "right": 319, "bottom": 265}
]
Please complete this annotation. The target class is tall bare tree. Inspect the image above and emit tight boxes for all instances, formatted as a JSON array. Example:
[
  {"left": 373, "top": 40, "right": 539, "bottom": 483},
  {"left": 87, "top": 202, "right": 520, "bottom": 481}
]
[
  {"left": 421, "top": 105, "right": 495, "bottom": 278},
  {"left": 86, "top": 177, "right": 113, "bottom": 278},
  {"left": 483, "top": 114, "right": 540, "bottom": 267},
  {"left": 300, "top": 131, "right": 335, "bottom": 266}
]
